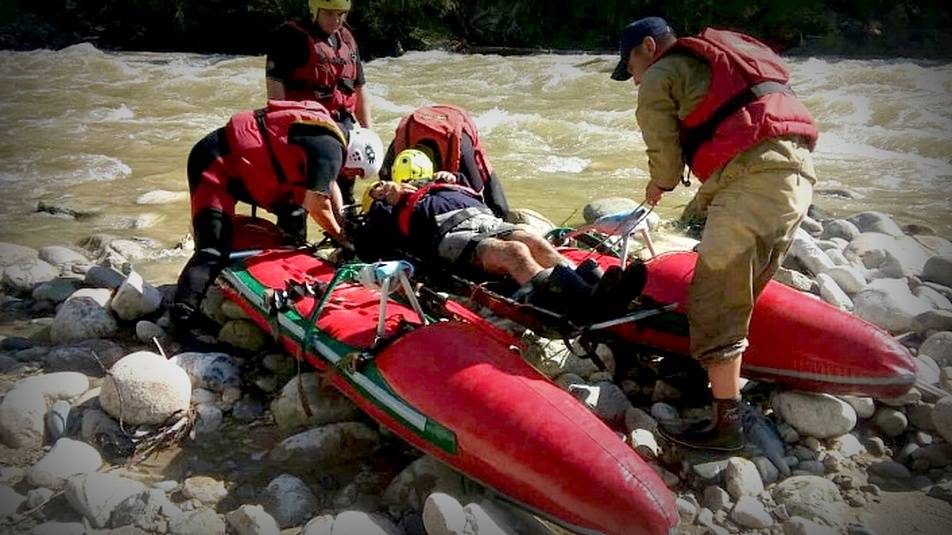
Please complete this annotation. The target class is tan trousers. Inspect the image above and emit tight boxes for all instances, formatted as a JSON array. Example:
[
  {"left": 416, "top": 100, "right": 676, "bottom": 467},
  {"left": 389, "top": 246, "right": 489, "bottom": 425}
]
[{"left": 685, "top": 137, "right": 816, "bottom": 367}]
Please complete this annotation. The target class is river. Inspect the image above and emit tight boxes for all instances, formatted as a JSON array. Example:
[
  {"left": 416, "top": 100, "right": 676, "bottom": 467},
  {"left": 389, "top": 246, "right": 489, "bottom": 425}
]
[{"left": 1, "top": 44, "right": 951, "bottom": 283}]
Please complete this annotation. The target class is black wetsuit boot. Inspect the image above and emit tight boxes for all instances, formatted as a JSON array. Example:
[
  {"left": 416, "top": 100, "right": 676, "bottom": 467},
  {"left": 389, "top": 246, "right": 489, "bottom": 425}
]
[
  {"left": 528, "top": 264, "right": 594, "bottom": 317},
  {"left": 658, "top": 397, "right": 745, "bottom": 452}
]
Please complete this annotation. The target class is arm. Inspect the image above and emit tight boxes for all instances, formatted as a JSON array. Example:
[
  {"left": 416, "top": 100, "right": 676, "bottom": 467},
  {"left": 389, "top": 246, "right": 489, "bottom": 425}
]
[
  {"left": 265, "top": 23, "right": 308, "bottom": 101},
  {"left": 304, "top": 190, "right": 346, "bottom": 242},
  {"left": 636, "top": 64, "right": 686, "bottom": 202},
  {"left": 354, "top": 86, "right": 373, "bottom": 128},
  {"left": 288, "top": 125, "right": 349, "bottom": 240},
  {"left": 459, "top": 133, "right": 509, "bottom": 217},
  {"left": 266, "top": 79, "right": 287, "bottom": 100}
]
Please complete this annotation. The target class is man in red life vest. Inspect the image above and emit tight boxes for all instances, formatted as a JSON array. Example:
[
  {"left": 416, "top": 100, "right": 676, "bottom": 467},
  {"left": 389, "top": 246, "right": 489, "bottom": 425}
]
[
  {"left": 611, "top": 17, "right": 818, "bottom": 451},
  {"left": 379, "top": 105, "right": 510, "bottom": 220},
  {"left": 266, "top": 0, "right": 372, "bottom": 129},
  {"left": 172, "top": 100, "right": 383, "bottom": 332}
]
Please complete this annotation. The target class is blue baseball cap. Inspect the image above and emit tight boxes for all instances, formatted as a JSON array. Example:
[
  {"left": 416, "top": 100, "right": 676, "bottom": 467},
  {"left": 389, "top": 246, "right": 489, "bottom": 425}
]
[{"left": 610, "top": 17, "right": 673, "bottom": 81}]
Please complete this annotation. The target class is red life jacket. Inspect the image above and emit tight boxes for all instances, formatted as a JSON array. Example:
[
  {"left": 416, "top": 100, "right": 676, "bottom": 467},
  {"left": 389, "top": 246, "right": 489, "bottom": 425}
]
[
  {"left": 657, "top": 28, "right": 818, "bottom": 180},
  {"left": 224, "top": 99, "right": 346, "bottom": 210},
  {"left": 284, "top": 22, "right": 360, "bottom": 116},
  {"left": 396, "top": 182, "right": 482, "bottom": 237},
  {"left": 391, "top": 105, "right": 494, "bottom": 192}
]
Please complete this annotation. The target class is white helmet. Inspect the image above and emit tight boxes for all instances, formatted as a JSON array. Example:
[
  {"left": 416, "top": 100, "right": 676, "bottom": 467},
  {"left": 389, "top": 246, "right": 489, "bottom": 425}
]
[{"left": 344, "top": 127, "right": 384, "bottom": 179}]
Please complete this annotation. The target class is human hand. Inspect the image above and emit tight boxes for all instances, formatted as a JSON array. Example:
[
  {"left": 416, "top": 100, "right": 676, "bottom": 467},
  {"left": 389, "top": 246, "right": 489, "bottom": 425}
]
[
  {"left": 645, "top": 183, "right": 665, "bottom": 206},
  {"left": 433, "top": 171, "right": 457, "bottom": 184},
  {"left": 371, "top": 181, "right": 417, "bottom": 205}
]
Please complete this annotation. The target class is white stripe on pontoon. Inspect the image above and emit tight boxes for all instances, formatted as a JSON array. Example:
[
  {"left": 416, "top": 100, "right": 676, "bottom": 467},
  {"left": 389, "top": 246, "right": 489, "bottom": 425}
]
[
  {"left": 222, "top": 271, "right": 428, "bottom": 431},
  {"left": 743, "top": 364, "right": 915, "bottom": 386}
]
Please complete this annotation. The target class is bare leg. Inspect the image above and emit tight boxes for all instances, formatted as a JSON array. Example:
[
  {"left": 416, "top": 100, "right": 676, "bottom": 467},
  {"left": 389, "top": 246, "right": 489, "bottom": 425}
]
[
  {"left": 473, "top": 238, "right": 545, "bottom": 285},
  {"left": 708, "top": 358, "right": 743, "bottom": 399},
  {"left": 507, "top": 229, "right": 565, "bottom": 268}
]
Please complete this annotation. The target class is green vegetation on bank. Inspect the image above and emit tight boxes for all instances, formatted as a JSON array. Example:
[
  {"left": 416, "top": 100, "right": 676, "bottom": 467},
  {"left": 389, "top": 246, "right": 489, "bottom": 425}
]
[{"left": 1, "top": 0, "right": 950, "bottom": 58}]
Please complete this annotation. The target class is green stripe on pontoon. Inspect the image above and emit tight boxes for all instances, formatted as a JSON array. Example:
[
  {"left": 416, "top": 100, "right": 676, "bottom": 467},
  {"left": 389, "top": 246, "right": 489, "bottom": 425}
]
[{"left": 223, "top": 262, "right": 458, "bottom": 455}]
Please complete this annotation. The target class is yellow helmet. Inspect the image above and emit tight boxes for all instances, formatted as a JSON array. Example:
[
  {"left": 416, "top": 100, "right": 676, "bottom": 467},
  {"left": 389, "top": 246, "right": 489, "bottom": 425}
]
[
  {"left": 361, "top": 182, "right": 383, "bottom": 213},
  {"left": 309, "top": 0, "right": 351, "bottom": 16},
  {"left": 391, "top": 149, "right": 433, "bottom": 184}
]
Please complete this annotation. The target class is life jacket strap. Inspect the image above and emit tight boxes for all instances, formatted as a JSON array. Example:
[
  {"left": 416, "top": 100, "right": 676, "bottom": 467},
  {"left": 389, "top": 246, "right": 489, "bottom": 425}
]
[{"left": 681, "top": 81, "right": 793, "bottom": 164}]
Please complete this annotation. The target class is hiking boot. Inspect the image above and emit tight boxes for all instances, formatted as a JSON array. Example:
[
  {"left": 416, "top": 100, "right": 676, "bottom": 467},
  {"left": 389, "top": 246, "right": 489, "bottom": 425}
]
[
  {"left": 590, "top": 260, "right": 648, "bottom": 319},
  {"left": 528, "top": 264, "right": 594, "bottom": 315},
  {"left": 575, "top": 259, "right": 604, "bottom": 285},
  {"left": 658, "top": 397, "right": 745, "bottom": 452}
]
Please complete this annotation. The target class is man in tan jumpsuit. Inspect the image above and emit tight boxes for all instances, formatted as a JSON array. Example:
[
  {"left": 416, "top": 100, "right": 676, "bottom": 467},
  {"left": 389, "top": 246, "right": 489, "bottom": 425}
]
[{"left": 612, "top": 17, "right": 817, "bottom": 451}]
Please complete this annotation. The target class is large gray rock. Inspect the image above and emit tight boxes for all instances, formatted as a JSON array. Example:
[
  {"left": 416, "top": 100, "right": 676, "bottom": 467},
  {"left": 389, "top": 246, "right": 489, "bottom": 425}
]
[
  {"left": 0, "top": 242, "right": 39, "bottom": 266},
  {"left": 50, "top": 292, "right": 119, "bottom": 344},
  {"left": 506, "top": 208, "right": 556, "bottom": 236},
  {"left": 823, "top": 265, "right": 867, "bottom": 295},
  {"left": 915, "top": 285, "right": 952, "bottom": 310},
  {"left": 269, "top": 422, "right": 379, "bottom": 466},
  {"left": 568, "top": 381, "right": 632, "bottom": 425},
  {"left": 84, "top": 265, "right": 127, "bottom": 290},
  {"left": 845, "top": 233, "right": 931, "bottom": 276},
  {"left": 330, "top": 511, "right": 400, "bottom": 535},
  {"left": 916, "top": 310, "right": 952, "bottom": 332},
  {"left": 27, "top": 438, "right": 102, "bottom": 489},
  {"left": 182, "top": 476, "right": 229, "bottom": 506},
  {"left": 3, "top": 259, "right": 59, "bottom": 294},
  {"left": 110, "top": 271, "right": 162, "bottom": 321},
  {"left": 872, "top": 407, "right": 908, "bottom": 437},
  {"left": 225, "top": 504, "right": 280, "bottom": 535},
  {"left": 932, "top": 397, "right": 952, "bottom": 445},
  {"left": 38, "top": 246, "right": 90, "bottom": 271},
  {"left": 839, "top": 396, "right": 875, "bottom": 419},
  {"left": 383, "top": 455, "right": 468, "bottom": 510},
  {"left": 853, "top": 278, "right": 932, "bottom": 333},
  {"left": 771, "top": 476, "right": 849, "bottom": 528},
  {"left": 583, "top": 197, "right": 640, "bottom": 223},
  {"left": 32, "top": 277, "right": 82, "bottom": 304},
  {"left": 0, "top": 484, "right": 26, "bottom": 517},
  {"left": 790, "top": 230, "right": 835, "bottom": 276},
  {"left": 135, "top": 320, "right": 168, "bottom": 344},
  {"left": 423, "top": 492, "right": 466, "bottom": 535},
  {"left": 109, "top": 489, "right": 183, "bottom": 532},
  {"left": 922, "top": 254, "right": 952, "bottom": 288},
  {"left": 31, "top": 522, "right": 86, "bottom": 535},
  {"left": 917, "top": 355, "right": 941, "bottom": 385},
  {"left": 847, "top": 211, "right": 904, "bottom": 237},
  {"left": 816, "top": 273, "right": 853, "bottom": 310},
  {"left": 100, "top": 352, "right": 191, "bottom": 425},
  {"left": 773, "top": 392, "right": 856, "bottom": 439},
  {"left": 730, "top": 496, "right": 773, "bottom": 529},
  {"left": 460, "top": 500, "right": 547, "bottom": 535},
  {"left": 80, "top": 408, "right": 121, "bottom": 444},
  {"left": 0, "top": 372, "right": 89, "bottom": 449},
  {"left": 169, "top": 507, "right": 227, "bottom": 535},
  {"left": 261, "top": 474, "right": 319, "bottom": 528},
  {"left": 821, "top": 219, "right": 861, "bottom": 242},
  {"left": 783, "top": 516, "right": 838, "bottom": 535},
  {"left": 920, "top": 332, "right": 952, "bottom": 367},
  {"left": 65, "top": 473, "right": 148, "bottom": 528},
  {"left": 724, "top": 457, "right": 764, "bottom": 499},
  {"left": 270, "top": 373, "right": 359, "bottom": 430},
  {"left": 46, "top": 339, "right": 125, "bottom": 376},
  {"left": 170, "top": 352, "right": 241, "bottom": 392},
  {"left": 775, "top": 267, "right": 815, "bottom": 293},
  {"left": 217, "top": 320, "right": 267, "bottom": 352}
]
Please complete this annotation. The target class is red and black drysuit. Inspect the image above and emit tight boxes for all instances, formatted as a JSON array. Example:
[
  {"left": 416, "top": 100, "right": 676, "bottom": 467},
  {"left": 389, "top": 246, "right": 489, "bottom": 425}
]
[{"left": 173, "top": 100, "right": 347, "bottom": 325}]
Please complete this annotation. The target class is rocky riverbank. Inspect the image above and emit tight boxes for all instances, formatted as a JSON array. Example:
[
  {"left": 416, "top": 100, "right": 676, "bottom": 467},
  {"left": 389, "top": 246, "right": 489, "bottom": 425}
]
[{"left": 2, "top": 199, "right": 952, "bottom": 535}]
